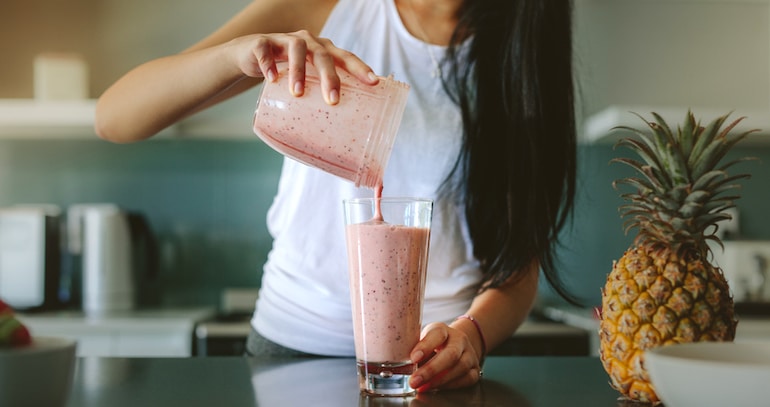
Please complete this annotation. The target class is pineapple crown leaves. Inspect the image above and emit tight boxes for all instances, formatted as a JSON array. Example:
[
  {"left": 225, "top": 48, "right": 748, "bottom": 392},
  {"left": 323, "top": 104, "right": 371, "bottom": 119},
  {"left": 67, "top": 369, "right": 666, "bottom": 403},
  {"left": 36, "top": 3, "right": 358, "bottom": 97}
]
[{"left": 610, "top": 110, "right": 758, "bottom": 249}]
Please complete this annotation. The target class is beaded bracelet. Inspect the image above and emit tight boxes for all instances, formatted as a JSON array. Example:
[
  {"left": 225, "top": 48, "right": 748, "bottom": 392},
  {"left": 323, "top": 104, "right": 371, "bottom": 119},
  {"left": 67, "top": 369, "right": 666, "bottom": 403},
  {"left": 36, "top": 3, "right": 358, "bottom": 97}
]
[{"left": 456, "top": 314, "right": 487, "bottom": 366}]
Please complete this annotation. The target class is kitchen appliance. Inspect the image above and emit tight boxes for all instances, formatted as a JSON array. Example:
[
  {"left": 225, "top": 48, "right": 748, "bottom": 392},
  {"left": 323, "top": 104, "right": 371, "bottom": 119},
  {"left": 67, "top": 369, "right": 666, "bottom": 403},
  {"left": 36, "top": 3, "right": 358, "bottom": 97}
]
[
  {"left": 710, "top": 240, "right": 770, "bottom": 314},
  {"left": 194, "top": 288, "right": 259, "bottom": 356},
  {"left": 66, "top": 204, "right": 157, "bottom": 315},
  {"left": 0, "top": 205, "right": 63, "bottom": 310}
]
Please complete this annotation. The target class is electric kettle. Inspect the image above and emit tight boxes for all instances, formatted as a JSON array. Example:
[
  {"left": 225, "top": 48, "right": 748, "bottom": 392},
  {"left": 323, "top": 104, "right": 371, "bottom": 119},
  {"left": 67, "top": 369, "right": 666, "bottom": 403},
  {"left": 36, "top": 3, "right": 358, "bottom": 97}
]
[{"left": 66, "top": 204, "right": 157, "bottom": 315}]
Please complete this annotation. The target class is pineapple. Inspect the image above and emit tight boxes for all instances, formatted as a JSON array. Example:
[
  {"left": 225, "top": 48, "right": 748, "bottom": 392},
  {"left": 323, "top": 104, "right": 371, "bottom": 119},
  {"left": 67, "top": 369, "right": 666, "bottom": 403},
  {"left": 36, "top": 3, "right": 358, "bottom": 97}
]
[{"left": 599, "top": 110, "right": 755, "bottom": 403}]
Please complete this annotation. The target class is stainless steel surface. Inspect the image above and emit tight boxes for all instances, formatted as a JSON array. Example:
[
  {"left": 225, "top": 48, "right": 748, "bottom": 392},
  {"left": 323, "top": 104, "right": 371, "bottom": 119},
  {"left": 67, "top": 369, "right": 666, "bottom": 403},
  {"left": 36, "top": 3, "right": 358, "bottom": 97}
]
[{"left": 66, "top": 204, "right": 157, "bottom": 315}]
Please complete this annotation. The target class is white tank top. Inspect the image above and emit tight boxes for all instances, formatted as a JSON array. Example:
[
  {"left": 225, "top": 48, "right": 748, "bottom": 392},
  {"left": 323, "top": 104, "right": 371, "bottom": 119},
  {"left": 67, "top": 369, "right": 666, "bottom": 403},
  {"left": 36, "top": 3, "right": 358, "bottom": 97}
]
[{"left": 253, "top": 0, "right": 482, "bottom": 356}]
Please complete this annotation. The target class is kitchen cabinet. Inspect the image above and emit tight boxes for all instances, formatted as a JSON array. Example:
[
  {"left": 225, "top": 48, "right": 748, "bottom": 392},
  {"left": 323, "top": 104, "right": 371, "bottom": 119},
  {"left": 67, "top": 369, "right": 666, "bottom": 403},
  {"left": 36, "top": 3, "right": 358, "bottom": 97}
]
[
  {"left": 195, "top": 316, "right": 592, "bottom": 357},
  {"left": 494, "top": 320, "right": 590, "bottom": 356},
  {"left": 8, "top": 101, "right": 769, "bottom": 145},
  {"left": 0, "top": 95, "right": 257, "bottom": 140},
  {"left": 18, "top": 307, "right": 216, "bottom": 357},
  {"left": 0, "top": 99, "right": 97, "bottom": 138},
  {"left": 583, "top": 105, "right": 770, "bottom": 145}
]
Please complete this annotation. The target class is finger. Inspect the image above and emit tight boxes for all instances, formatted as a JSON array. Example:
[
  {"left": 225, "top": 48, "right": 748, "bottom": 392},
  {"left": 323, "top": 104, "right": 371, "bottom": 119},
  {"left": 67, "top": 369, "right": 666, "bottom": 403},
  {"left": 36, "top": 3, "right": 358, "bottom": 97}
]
[
  {"left": 419, "top": 359, "right": 480, "bottom": 392},
  {"left": 412, "top": 345, "right": 475, "bottom": 391},
  {"left": 250, "top": 35, "right": 278, "bottom": 82},
  {"left": 306, "top": 37, "right": 341, "bottom": 105},
  {"left": 416, "top": 369, "right": 449, "bottom": 393},
  {"left": 285, "top": 31, "right": 309, "bottom": 97},
  {"left": 307, "top": 37, "right": 378, "bottom": 104},
  {"left": 411, "top": 323, "right": 450, "bottom": 363},
  {"left": 327, "top": 46, "right": 379, "bottom": 86},
  {"left": 287, "top": 31, "right": 379, "bottom": 104},
  {"left": 310, "top": 36, "right": 378, "bottom": 86}
]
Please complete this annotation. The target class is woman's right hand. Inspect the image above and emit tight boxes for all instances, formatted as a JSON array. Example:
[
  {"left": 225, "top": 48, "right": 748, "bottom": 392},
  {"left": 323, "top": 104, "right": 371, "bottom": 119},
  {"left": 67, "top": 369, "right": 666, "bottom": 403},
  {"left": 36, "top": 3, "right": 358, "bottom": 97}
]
[{"left": 227, "top": 30, "right": 379, "bottom": 105}]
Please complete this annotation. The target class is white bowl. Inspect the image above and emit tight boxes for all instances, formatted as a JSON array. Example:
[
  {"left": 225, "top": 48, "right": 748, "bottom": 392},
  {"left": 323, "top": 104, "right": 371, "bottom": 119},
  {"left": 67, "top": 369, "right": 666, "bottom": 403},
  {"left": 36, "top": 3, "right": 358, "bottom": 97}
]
[
  {"left": 645, "top": 341, "right": 770, "bottom": 407},
  {"left": 0, "top": 336, "right": 77, "bottom": 407}
]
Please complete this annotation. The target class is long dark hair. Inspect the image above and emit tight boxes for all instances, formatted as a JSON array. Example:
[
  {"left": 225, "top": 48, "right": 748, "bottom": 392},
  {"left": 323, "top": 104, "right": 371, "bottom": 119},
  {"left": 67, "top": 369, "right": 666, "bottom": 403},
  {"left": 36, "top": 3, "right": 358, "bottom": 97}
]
[{"left": 442, "top": 0, "right": 578, "bottom": 303}]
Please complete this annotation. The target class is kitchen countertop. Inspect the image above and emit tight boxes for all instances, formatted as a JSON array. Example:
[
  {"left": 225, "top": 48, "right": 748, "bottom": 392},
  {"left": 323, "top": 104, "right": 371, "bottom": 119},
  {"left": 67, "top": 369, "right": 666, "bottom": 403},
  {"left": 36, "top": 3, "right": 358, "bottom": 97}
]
[
  {"left": 196, "top": 317, "right": 589, "bottom": 341},
  {"left": 18, "top": 307, "right": 217, "bottom": 340},
  {"left": 66, "top": 356, "right": 625, "bottom": 407},
  {"left": 542, "top": 303, "right": 770, "bottom": 337},
  {"left": 19, "top": 307, "right": 218, "bottom": 357},
  {"left": 21, "top": 306, "right": 583, "bottom": 338},
  {"left": 541, "top": 304, "right": 770, "bottom": 356},
  {"left": 19, "top": 307, "right": 217, "bottom": 332}
]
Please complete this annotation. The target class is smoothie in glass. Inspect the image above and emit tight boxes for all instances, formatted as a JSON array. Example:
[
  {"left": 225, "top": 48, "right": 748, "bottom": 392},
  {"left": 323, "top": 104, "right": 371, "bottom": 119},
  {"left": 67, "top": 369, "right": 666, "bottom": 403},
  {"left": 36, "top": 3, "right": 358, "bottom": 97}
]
[{"left": 344, "top": 197, "right": 432, "bottom": 396}]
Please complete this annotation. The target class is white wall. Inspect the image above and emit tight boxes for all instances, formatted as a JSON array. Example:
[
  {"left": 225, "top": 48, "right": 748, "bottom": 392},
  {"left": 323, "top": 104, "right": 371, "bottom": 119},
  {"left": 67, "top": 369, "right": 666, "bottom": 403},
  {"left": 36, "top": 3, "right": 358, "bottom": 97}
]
[
  {"left": 5, "top": 0, "right": 767, "bottom": 118},
  {"left": 574, "top": 0, "right": 770, "bottom": 116},
  {"left": 1, "top": 0, "right": 250, "bottom": 98}
]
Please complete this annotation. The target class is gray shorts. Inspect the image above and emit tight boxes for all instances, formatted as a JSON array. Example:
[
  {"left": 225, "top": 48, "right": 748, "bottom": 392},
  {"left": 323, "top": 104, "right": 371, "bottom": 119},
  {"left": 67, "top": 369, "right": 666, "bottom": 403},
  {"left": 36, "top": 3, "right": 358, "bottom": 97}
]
[{"left": 244, "top": 327, "right": 319, "bottom": 358}]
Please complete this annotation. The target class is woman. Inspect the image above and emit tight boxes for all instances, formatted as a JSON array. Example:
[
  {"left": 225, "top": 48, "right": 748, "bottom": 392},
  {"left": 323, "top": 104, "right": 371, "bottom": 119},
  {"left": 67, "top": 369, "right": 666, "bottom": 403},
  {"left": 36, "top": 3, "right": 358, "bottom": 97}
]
[{"left": 95, "top": 0, "right": 577, "bottom": 392}]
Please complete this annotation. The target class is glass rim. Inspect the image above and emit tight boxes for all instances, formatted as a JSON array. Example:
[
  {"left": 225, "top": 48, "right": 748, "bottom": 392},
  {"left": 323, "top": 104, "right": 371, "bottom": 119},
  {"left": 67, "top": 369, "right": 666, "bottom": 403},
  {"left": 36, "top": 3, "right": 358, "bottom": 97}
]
[{"left": 342, "top": 197, "right": 433, "bottom": 205}]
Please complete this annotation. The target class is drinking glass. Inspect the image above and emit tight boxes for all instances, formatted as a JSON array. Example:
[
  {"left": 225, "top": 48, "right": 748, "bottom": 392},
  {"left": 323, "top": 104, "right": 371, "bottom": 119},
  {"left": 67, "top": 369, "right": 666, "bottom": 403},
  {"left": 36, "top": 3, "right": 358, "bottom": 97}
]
[{"left": 343, "top": 197, "right": 433, "bottom": 397}]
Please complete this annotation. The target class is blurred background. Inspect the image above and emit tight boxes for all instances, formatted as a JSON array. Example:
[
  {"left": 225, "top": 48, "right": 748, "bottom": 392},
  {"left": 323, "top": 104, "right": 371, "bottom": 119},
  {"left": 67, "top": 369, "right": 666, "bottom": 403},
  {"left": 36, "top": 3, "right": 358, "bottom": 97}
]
[{"left": 1, "top": 0, "right": 769, "bottom": 311}]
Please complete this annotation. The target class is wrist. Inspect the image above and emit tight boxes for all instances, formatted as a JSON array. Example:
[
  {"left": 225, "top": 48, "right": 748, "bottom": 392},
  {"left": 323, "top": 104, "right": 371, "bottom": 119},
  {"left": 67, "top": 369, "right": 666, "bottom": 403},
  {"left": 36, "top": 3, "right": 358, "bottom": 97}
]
[{"left": 455, "top": 314, "right": 487, "bottom": 366}]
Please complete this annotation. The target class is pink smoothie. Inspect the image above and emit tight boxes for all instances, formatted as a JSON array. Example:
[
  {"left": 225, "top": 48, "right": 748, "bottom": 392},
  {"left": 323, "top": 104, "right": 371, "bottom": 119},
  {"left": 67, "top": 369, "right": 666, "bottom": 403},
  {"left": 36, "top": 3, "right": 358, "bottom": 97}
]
[
  {"left": 346, "top": 221, "right": 430, "bottom": 363},
  {"left": 252, "top": 64, "right": 408, "bottom": 188}
]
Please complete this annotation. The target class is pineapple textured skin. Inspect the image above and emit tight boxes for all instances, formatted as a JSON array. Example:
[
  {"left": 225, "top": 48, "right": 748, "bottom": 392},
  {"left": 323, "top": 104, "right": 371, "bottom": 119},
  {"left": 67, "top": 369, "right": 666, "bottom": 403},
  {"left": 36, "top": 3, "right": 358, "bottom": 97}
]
[
  {"left": 599, "top": 111, "right": 754, "bottom": 403},
  {"left": 600, "top": 245, "right": 736, "bottom": 403}
]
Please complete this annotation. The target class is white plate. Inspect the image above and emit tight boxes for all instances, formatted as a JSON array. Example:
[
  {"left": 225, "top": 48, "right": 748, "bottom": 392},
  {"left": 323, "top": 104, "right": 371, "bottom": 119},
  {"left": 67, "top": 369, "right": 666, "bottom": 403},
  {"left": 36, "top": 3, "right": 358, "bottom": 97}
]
[{"left": 645, "top": 341, "right": 770, "bottom": 407}]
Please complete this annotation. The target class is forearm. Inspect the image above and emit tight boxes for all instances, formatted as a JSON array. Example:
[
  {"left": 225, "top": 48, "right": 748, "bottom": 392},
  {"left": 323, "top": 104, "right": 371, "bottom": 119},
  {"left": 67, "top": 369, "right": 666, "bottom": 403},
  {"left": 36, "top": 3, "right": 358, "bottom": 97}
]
[
  {"left": 451, "top": 262, "right": 540, "bottom": 360},
  {"left": 95, "top": 43, "right": 255, "bottom": 143},
  {"left": 94, "top": 0, "right": 338, "bottom": 143}
]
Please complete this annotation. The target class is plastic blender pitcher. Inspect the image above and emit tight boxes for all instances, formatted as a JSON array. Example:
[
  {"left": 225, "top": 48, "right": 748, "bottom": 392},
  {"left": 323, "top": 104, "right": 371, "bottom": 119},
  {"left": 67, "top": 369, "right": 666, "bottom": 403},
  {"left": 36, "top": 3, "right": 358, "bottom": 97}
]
[{"left": 252, "top": 62, "right": 409, "bottom": 188}]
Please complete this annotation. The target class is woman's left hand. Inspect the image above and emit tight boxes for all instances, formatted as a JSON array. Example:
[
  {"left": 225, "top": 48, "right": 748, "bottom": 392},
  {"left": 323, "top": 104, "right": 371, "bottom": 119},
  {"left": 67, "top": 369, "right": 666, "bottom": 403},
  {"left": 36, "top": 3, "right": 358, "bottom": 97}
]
[{"left": 408, "top": 322, "right": 483, "bottom": 392}]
